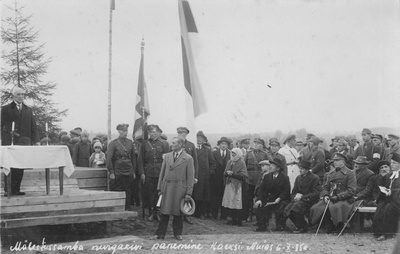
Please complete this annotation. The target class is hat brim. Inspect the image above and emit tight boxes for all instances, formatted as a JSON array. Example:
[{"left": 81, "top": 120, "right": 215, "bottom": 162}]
[
  {"left": 353, "top": 161, "right": 369, "bottom": 165},
  {"left": 180, "top": 197, "right": 196, "bottom": 216},
  {"left": 270, "top": 161, "right": 282, "bottom": 169}
]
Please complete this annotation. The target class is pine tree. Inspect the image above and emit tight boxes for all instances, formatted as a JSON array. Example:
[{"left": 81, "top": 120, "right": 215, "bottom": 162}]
[{"left": 1, "top": 1, "right": 67, "bottom": 142}]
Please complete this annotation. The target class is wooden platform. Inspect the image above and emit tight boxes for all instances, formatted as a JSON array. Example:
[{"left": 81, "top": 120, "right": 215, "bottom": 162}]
[{"left": 0, "top": 167, "right": 135, "bottom": 230}]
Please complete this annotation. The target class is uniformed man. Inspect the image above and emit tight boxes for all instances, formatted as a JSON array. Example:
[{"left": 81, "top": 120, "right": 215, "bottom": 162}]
[
  {"left": 386, "top": 134, "right": 400, "bottom": 162},
  {"left": 353, "top": 128, "right": 382, "bottom": 174},
  {"left": 372, "top": 134, "right": 388, "bottom": 162},
  {"left": 269, "top": 138, "right": 288, "bottom": 176},
  {"left": 308, "top": 136, "right": 326, "bottom": 184},
  {"left": 244, "top": 138, "right": 272, "bottom": 222},
  {"left": 299, "top": 133, "right": 315, "bottom": 161},
  {"left": 177, "top": 126, "right": 198, "bottom": 224},
  {"left": 107, "top": 124, "right": 144, "bottom": 210},
  {"left": 138, "top": 124, "right": 169, "bottom": 221},
  {"left": 240, "top": 138, "right": 251, "bottom": 158},
  {"left": 309, "top": 153, "right": 356, "bottom": 234},
  {"left": 278, "top": 135, "right": 300, "bottom": 191}
]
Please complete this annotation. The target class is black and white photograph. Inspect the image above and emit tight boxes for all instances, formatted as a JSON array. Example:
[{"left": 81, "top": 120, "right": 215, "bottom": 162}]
[{"left": 1, "top": 0, "right": 399, "bottom": 253}]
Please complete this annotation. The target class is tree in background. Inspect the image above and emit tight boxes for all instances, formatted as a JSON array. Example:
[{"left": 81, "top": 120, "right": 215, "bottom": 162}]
[{"left": 1, "top": 1, "right": 67, "bottom": 142}]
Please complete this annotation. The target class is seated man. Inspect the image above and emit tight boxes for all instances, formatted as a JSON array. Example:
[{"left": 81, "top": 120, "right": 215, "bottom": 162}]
[
  {"left": 353, "top": 156, "right": 375, "bottom": 204},
  {"left": 310, "top": 153, "right": 356, "bottom": 234},
  {"left": 254, "top": 158, "right": 290, "bottom": 232},
  {"left": 284, "top": 160, "right": 320, "bottom": 233},
  {"left": 368, "top": 160, "right": 391, "bottom": 207}
]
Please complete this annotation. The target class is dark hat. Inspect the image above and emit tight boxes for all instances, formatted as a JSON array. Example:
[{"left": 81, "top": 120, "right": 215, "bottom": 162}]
[
  {"left": 177, "top": 127, "right": 189, "bottom": 134},
  {"left": 180, "top": 196, "right": 196, "bottom": 216},
  {"left": 196, "top": 131, "right": 207, "bottom": 140},
  {"left": 353, "top": 156, "right": 370, "bottom": 165},
  {"left": 259, "top": 160, "right": 271, "bottom": 166},
  {"left": 306, "top": 133, "right": 315, "bottom": 141},
  {"left": 298, "top": 160, "right": 311, "bottom": 170},
  {"left": 308, "top": 136, "right": 320, "bottom": 145},
  {"left": 217, "top": 137, "right": 231, "bottom": 145},
  {"left": 116, "top": 123, "right": 129, "bottom": 131},
  {"left": 254, "top": 138, "right": 266, "bottom": 147},
  {"left": 392, "top": 153, "right": 400, "bottom": 164},
  {"left": 372, "top": 134, "right": 383, "bottom": 141},
  {"left": 148, "top": 124, "right": 162, "bottom": 133},
  {"left": 70, "top": 129, "right": 80, "bottom": 136},
  {"left": 270, "top": 157, "right": 283, "bottom": 170},
  {"left": 160, "top": 134, "right": 168, "bottom": 141},
  {"left": 332, "top": 153, "right": 347, "bottom": 161},
  {"left": 284, "top": 135, "right": 296, "bottom": 144},
  {"left": 377, "top": 160, "right": 390, "bottom": 170},
  {"left": 74, "top": 127, "right": 82, "bottom": 133},
  {"left": 388, "top": 134, "right": 400, "bottom": 140},
  {"left": 61, "top": 135, "right": 71, "bottom": 142},
  {"left": 269, "top": 138, "right": 280, "bottom": 147},
  {"left": 71, "top": 137, "right": 80, "bottom": 144},
  {"left": 240, "top": 138, "right": 250, "bottom": 145},
  {"left": 361, "top": 128, "right": 372, "bottom": 135}
]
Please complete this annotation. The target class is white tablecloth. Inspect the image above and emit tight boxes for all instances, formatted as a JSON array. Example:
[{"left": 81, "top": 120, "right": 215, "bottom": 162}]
[{"left": 0, "top": 145, "right": 75, "bottom": 177}]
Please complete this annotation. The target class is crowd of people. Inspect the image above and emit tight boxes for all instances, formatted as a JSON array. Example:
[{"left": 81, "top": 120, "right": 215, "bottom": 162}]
[{"left": 2, "top": 87, "right": 400, "bottom": 241}]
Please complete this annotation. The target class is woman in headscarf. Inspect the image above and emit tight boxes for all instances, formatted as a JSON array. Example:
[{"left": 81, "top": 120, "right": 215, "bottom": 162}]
[
  {"left": 221, "top": 148, "right": 248, "bottom": 226},
  {"left": 372, "top": 153, "right": 400, "bottom": 241}
]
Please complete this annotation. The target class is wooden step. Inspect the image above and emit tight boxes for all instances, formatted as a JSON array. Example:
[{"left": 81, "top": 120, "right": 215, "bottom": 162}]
[{"left": 1, "top": 211, "right": 138, "bottom": 229}]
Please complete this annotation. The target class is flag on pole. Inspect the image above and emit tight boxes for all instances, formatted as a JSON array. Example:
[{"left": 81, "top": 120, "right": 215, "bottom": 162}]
[
  {"left": 111, "top": 0, "right": 115, "bottom": 10},
  {"left": 133, "top": 40, "right": 150, "bottom": 140},
  {"left": 178, "top": 0, "right": 207, "bottom": 120}
]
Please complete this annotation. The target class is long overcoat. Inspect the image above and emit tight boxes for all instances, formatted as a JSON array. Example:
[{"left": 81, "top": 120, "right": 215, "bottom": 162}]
[
  {"left": 192, "top": 145, "right": 216, "bottom": 201},
  {"left": 157, "top": 151, "right": 195, "bottom": 216}
]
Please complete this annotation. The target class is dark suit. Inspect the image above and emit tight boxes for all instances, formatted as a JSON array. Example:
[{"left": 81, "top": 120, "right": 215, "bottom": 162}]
[
  {"left": 1, "top": 101, "right": 39, "bottom": 194},
  {"left": 183, "top": 140, "right": 198, "bottom": 179},
  {"left": 211, "top": 149, "right": 230, "bottom": 219},
  {"left": 255, "top": 172, "right": 291, "bottom": 230}
]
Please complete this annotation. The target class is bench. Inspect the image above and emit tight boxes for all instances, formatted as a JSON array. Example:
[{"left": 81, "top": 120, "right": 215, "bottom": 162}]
[{"left": 353, "top": 206, "right": 376, "bottom": 232}]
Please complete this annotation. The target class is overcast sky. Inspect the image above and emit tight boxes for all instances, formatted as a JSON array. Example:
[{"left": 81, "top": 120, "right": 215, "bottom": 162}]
[{"left": 1, "top": 0, "right": 400, "bottom": 136}]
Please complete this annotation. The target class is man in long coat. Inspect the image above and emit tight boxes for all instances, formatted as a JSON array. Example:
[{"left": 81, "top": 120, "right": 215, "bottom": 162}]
[
  {"left": 310, "top": 153, "right": 356, "bottom": 234},
  {"left": 193, "top": 131, "right": 216, "bottom": 219},
  {"left": 353, "top": 128, "right": 382, "bottom": 174},
  {"left": 211, "top": 137, "right": 231, "bottom": 219},
  {"left": 353, "top": 156, "right": 375, "bottom": 203},
  {"left": 155, "top": 137, "right": 195, "bottom": 240},
  {"left": 1, "top": 87, "right": 39, "bottom": 195},
  {"left": 284, "top": 160, "right": 320, "bottom": 233}
]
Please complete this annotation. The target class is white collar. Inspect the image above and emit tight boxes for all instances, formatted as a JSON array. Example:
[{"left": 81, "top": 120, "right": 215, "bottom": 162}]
[
  {"left": 390, "top": 171, "right": 399, "bottom": 180},
  {"left": 174, "top": 149, "right": 183, "bottom": 157}
]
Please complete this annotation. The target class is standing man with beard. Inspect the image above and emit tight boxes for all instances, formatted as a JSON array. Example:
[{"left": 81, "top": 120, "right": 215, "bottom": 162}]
[
  {"left": 107, "top": 124, "right": 144, "bottom": 210},
  {"left": 211, "top": 137, "right": 231, "bottom": 220},
  {"left": 176, "top": 127, "right": 198, "bottom": 224},
  {"left": 1, "top": 87, "right": 39, "bottom": 195},
  {"left": 138, "top": 124, "right": 169, "bottom": 221}
]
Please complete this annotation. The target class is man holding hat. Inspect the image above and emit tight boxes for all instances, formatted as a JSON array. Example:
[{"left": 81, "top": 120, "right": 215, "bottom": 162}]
[
  {"left": 254, "top": 158, "right": 290, "bottom": 231},
  {"left": 211, "top": 137, "right": 231, "bottom": 219},
  {"left": 353, "top": 156, "right": 375, "bottom": 204},
  {"left": 279, "top": 135, "right": 300, "bottom": 191},
  {"left": 353, "top": 128, "right": 382, "bottom": 174},
  {"left": 310, "top": 152, "right": 356, "bottom": 234},
  {"left": 155, "top": 137, "right": 195, "bottom": 240},
  {"left": 269, "top": 138, "right": 288, "bottom": 176},
  {"left": 107, "top": 124, "right": 144, "bottom": 210},
  {"left": 192, "top": 131, "right": 216, "bottom": 219},
  {"left": 386, "top": 134, "right": 400, "bottom": 162},
  {"left": 138, "top": 124, "right": 169, "bottom": 221},
  {"left": 1, "top": 87, "right": 39, "bottom": 195},
  {"left": 244, "top": 138, "right": 273, "bottom": 222},
  {"left": 284, "top": 160, "right": 321, "bottom": 233},
  {"left": 373, "top": 153, "right": 400, "bottom": 241}
]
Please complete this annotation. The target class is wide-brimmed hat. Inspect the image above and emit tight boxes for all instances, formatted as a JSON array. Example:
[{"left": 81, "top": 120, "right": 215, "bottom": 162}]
[
  {"left": 180, "top": 196, "right": 196, "bottom": 216},
  {"left": 217, "top": 137, "right": 231, "bottom": 145},
  {"left": 377, "top": 160, "right": 390, "bottom": 170},
  {"left": 298, "top": 160, "right": 311, "bottom": 170},
  {"left": 270, "top": 158, "right": 283, "bottom": 170},
  {"left": 353, "top": 156, "right": 369, "bottom": 165},
  {"left": 332, "top": 153, "right": 347, "bottom": 161},
  {"left": 197, "top": 131, "right": 207, "bottom": 140}
]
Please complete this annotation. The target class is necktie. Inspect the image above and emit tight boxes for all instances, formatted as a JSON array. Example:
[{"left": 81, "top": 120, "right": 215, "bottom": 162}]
[
  {"left": 197, "top": 145, "right": 201, "bottom": 150},
  {"left": 17, "top": 104, "right": 21, "bottom": 112},
  {"left": 174, "top": 152, "right": 178, "bottom": 162},
  {"left": 222, "top": 151, "right": 225, "bottom": 159}
]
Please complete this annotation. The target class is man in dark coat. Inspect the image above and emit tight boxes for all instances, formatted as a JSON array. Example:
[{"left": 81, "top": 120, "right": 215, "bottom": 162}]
[
  {"left": 193, "top": 131, "right": 216, "bottom": 219},
  {"left": 72, "top": 131, "right": 93, "bottom": 167},
  {"left": 309, "top": 153, "right": 356, "bottom": 234},
  {"left": 107, "top": 124, "right": 144, "bottom": 210},
  {"left": 155, "top": 137, "right": 195, "bottom": 240},
  {"left": 353, "top": 128, "right": 382, "bottom": 174},
  {"left": 1, "top": 87, "right": 39, "bottom": 195},
  {"left": 285, "top": 160, "right": 320, "bottom": 233},
  {"left": 177, "top": 126, "right": 198, "bottom": 224},
  {"left": 308, "top": 136, "right": 326, "bottom": 184},
  {"left": 386, "top": 134, "right": 400, "bottom": 162},
  {"left": 244, "top": 138, "right": 273, "bottom": 222},
  {"left": 254, "top": 158, "right": 291, "bottom": 232},
  {"left": 211, "top": 137, "right": 231, "bottom": 220},
  {"left": 269, "top": 138, "right": 287, "bottom": 176},
  {"left": 138, "top": 124, "right": 169, "bottom": 221},
  {"left": 353, "top": 156, "right": 375, "bottom": 203}
]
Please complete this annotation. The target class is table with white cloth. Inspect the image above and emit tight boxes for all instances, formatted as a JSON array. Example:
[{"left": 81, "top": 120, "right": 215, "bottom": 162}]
[{"left": 0, "top": 145, "right": 75, "bottom": 198}]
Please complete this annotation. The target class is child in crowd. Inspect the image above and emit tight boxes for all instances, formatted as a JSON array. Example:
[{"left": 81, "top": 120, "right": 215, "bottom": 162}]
[{"left": 89, "top": 141, "right": 106, "bottom": 168}]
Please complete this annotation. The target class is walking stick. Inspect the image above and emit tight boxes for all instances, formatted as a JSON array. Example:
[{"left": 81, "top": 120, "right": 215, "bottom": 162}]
[
  {"left": 315, "top": 199, "right": 330, "bottom": 236},
  {"left": 337, "top": 200, "right": 364, "bottom": 238}
]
